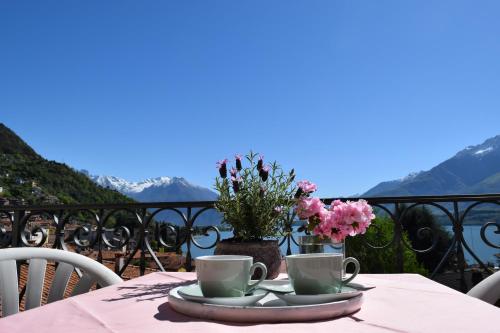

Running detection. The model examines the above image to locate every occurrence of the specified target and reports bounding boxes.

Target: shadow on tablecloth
[102,280,196,302]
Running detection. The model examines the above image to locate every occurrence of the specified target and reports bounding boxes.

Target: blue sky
[1,1,500,197]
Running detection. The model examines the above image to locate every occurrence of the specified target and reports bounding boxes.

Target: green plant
[214,152,296,241]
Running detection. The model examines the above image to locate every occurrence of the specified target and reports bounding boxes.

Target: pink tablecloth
[0,272,498,332]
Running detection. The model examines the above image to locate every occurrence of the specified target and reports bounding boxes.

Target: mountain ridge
[364,135,500,197]
[89,174,218,202]
[0,124,132,204]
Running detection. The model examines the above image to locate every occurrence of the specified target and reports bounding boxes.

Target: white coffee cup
[286,253,360,294]
[196,255,267,297]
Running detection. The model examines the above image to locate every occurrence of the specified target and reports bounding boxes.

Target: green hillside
[0,123,132,205]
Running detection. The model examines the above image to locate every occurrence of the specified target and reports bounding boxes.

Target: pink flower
[330,199,343,208]
[294,182,375,242]
[343,201,364,225]
[312,209,332,234]
[329,226,351,243]
[350,199,375,234]
[358,199,376,221]
[312,209,350,243]
[297,180,317,194]
[303,198,376,241]
[296,197,324,220]
[332,200,374,237]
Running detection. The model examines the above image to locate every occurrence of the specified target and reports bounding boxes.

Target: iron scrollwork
[0,194,497,290]
[480,221,500,249]
[19,211,56,247]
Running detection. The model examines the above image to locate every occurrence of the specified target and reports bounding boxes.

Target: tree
[399,205,453,273]
[346,216,427,275]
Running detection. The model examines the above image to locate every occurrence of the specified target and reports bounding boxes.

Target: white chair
[467,270,500,305]
[0,247,123,317]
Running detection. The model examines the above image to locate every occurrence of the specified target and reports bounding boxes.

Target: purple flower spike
[232,182,239,192]
[259,165,270,181]
[232,176,242,193]
[235,154,242,171]
[257,155,264,171]
[217,159,228,178]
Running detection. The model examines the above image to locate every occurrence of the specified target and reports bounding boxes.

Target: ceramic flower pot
[214,239,281,279]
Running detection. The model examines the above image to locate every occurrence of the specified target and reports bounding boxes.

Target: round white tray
[168,286,363,323]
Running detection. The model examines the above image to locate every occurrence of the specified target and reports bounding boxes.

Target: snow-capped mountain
[364,135,500,196]
[90,175,218,202]
[91,175,172,194]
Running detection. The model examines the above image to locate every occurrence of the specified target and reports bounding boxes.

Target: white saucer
[273,285,361,305]
[177,284,268,306]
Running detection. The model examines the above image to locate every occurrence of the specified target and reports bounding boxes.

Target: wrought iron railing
[0,194,499,291]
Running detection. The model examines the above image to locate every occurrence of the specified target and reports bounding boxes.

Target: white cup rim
[196,255,253,261]
[286,253,343,259]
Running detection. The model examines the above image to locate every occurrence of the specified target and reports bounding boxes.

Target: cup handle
[342,257,360,285]
[246,262,267,293]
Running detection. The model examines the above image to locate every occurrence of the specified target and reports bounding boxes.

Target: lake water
[444,225,499,265]
[183,225,500,266]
